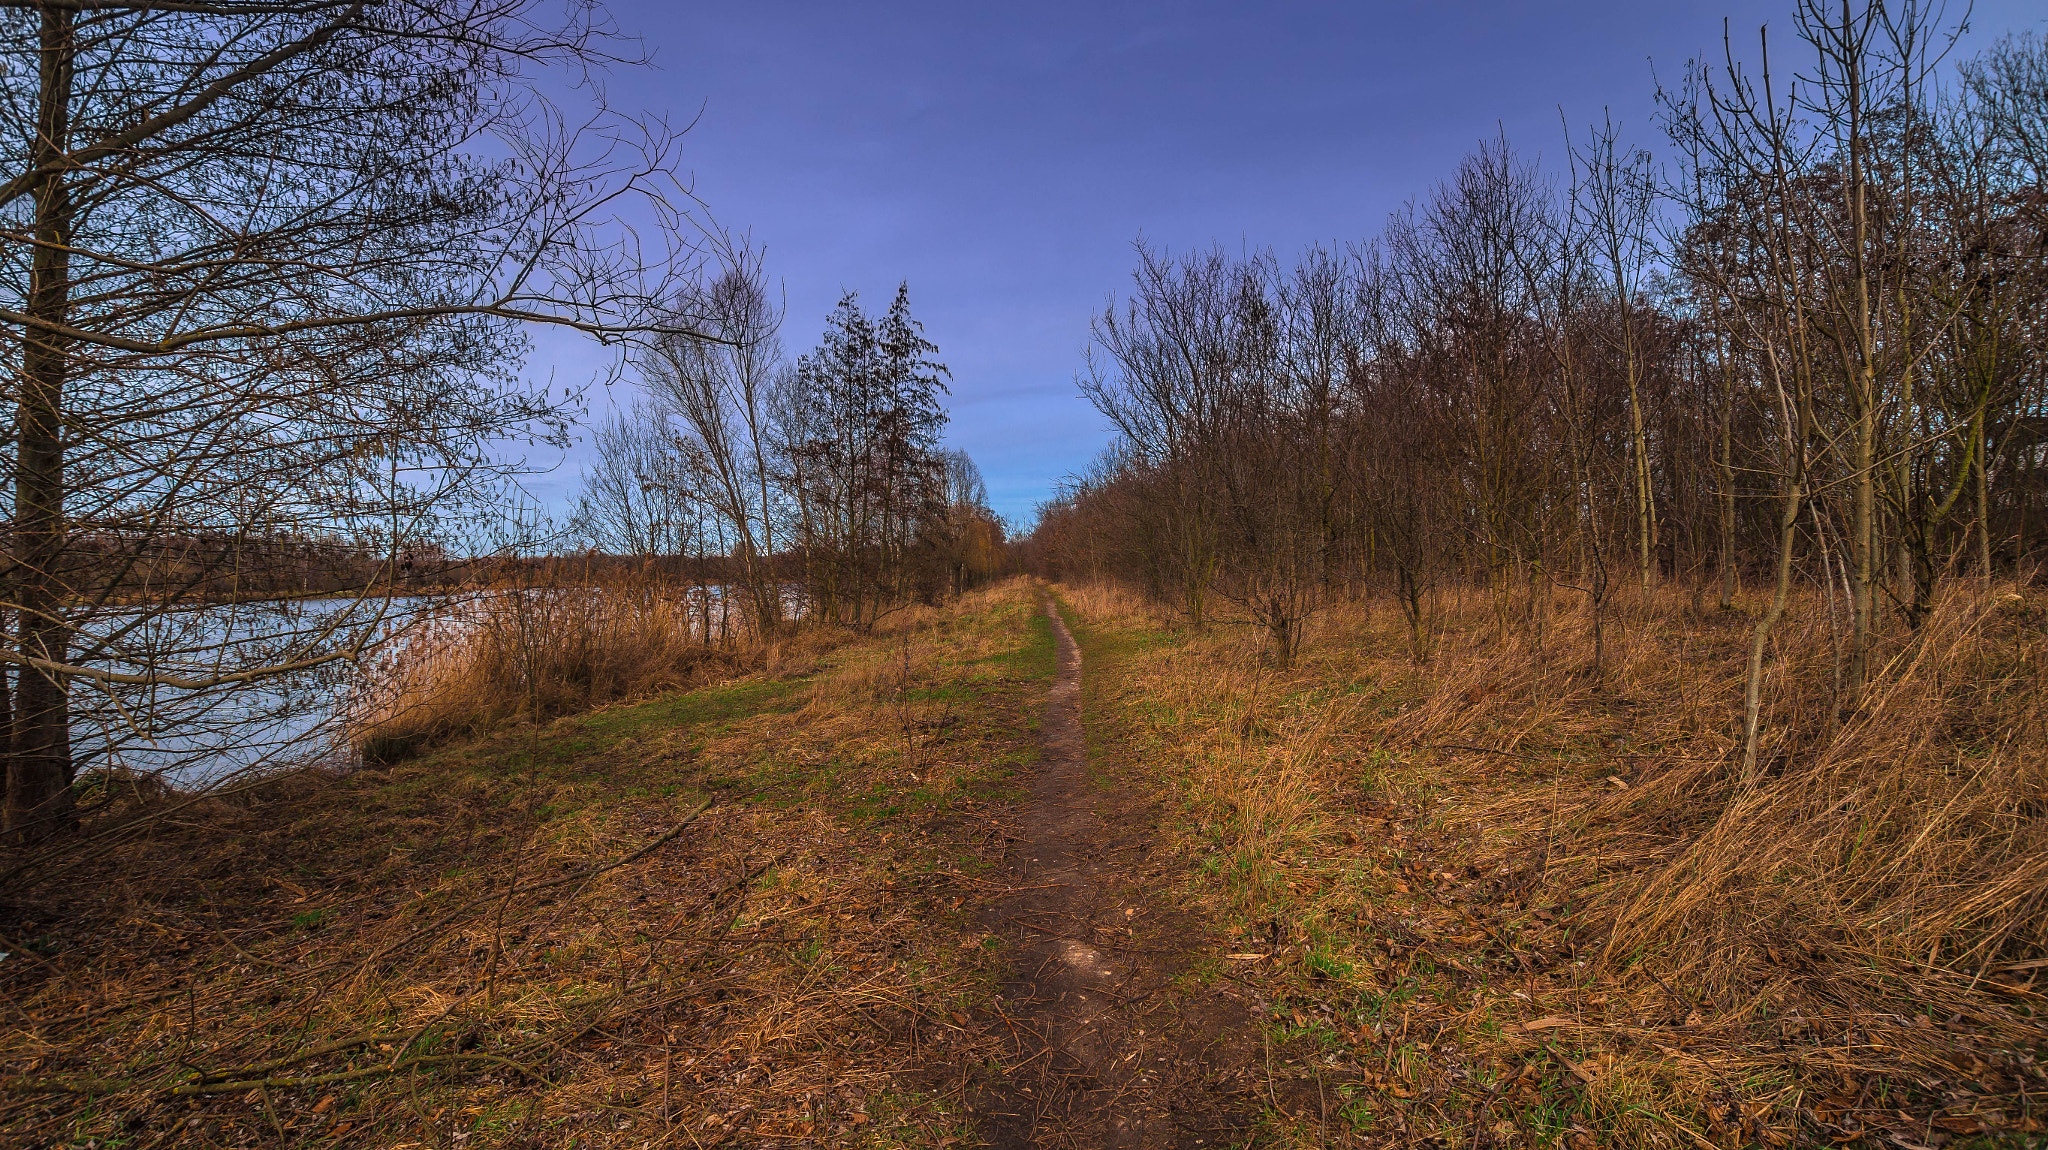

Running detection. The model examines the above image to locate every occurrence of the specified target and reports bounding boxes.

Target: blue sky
[521,0,2045,529]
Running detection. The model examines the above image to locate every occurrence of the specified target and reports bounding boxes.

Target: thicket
[1030,5,2048,1126]
[1033,9,2048,764]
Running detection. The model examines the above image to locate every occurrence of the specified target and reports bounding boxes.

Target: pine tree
[782,286,950,627]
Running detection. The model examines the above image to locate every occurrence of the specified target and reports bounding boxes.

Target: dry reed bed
[1056,577,2047,1148]
[350,577,791,764]
[0,579,1049,1148]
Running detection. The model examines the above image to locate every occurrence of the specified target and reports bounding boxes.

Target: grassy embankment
[1052,578,2047,1149]
[0,579,1054,1148]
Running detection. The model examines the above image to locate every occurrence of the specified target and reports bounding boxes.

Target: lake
[65,583,785,788]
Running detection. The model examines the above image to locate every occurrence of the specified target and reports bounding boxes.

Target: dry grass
[1587,586,2048,1010]
[349,574,813,763]
[11,572,2037,1147]
[1050,579,1160,631]
[1055,575,2048,1147]
[800,589,1026,717]
[0,577,1054,1149]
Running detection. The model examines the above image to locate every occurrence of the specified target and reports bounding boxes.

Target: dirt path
[972,595,1258,1149]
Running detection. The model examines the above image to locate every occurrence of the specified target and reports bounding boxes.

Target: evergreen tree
[782,285,950,627]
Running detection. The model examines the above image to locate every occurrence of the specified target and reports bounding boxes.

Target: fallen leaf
[1555,1053,1596,1083]
[1704,1100,1730,1134]
[1519,1016,1572,1031]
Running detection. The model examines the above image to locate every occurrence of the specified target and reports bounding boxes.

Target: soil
[970,595,1262,1148]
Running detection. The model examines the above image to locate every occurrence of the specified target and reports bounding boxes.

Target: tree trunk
[1626,346,1657,595]
[1972,407,1992,577]
[1716,340,1738,610]
[1848,363,1875,703]
[1741,477,1803,784]
[6,5,76,842]
[0,661,11,814]
[1397,564,1424,662]
[1743,339,1809,784]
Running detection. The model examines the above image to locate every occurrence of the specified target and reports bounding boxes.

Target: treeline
[575,254,1007,631]
[40,533,462,601]
[1031,8,2046,766]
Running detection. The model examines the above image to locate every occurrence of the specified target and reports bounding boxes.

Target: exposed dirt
[971,595,1261,1149]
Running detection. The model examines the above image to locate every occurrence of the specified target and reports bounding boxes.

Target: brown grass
[1587,584,2048,1007]
[1056,574,2048,1147]
[349,575,806,763]
[0,577,1053,1149]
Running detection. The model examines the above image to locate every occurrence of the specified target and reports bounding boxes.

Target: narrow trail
[973,594,1257,1149]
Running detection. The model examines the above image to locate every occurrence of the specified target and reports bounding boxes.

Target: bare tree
[0,0,718,839]
[641,242,787,633]
[572,402,700,562]
[1039,5,2048,771]
[1576,114,1664,595]
[1083,245,1243,630]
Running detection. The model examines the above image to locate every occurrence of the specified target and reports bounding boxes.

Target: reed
[349,572,767,763]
